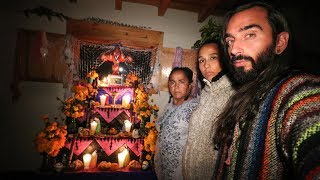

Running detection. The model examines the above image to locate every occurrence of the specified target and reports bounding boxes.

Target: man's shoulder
[279,73,320,87]
[273,72,320,102]
[289,73,320,79]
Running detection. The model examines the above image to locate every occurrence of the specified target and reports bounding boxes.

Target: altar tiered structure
[34,71,158,172]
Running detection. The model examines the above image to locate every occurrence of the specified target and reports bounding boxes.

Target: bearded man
[213,2,320,179]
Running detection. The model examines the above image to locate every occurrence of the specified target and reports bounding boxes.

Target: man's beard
[229,44,276,85]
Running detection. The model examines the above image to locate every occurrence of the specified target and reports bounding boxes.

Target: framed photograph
[107,75,123,86]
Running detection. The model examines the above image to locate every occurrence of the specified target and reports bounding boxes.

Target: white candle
[89,150,98,169]
[123,148,130,167]
[102,77,108,86]
[122,94,131,108]
[100,94,107,107]
[83,153,92,170]
[90,120,98,135]
[118,148,129,168]
[118,150,126,168]
[124,120,132,133]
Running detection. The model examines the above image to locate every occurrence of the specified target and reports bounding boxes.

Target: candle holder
[111,91,118,105]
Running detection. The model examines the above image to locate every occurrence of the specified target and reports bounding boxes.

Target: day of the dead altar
[33,53,159,176]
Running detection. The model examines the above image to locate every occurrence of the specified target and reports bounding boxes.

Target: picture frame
[107,75,123,86]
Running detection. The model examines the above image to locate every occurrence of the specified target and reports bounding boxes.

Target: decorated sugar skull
[132,129,140,138]
[141,160,149,170]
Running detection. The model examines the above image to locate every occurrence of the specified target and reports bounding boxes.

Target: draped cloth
[172,47,183,68]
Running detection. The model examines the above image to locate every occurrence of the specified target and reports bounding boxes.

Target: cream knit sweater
[182,75,234,180]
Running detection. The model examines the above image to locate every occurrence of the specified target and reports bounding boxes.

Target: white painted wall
[3,0,222,171]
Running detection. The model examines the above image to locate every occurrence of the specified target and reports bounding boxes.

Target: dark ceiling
[115,0,237,22]
[113,0,307,23]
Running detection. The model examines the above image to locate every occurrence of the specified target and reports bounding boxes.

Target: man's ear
[275,32,289,54]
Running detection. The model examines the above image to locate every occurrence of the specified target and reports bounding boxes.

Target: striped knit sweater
[214,73,320,180]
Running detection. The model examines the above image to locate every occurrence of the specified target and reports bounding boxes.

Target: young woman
[154,67,199,180]
[182,40,235,180]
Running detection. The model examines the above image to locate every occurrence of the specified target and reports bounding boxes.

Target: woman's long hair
[196,39,232,89]
[214,1,293,144]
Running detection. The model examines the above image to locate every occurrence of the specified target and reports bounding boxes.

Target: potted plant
[192,18,222,49]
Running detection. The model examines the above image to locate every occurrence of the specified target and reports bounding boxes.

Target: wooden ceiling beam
[158,0,171,16]
[123,0,160,7]
[121,0,228,20]
[198,0,220,22]
[115,0,123,10]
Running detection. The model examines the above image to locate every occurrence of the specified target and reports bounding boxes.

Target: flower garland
[126,73,159,162]
[84,17,151,30]
[33,115,67,157]
[143,122,157,161]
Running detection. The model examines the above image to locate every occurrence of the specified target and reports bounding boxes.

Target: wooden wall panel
[14,29,67,83]
[159,47,197,91]
[67,19,164,49]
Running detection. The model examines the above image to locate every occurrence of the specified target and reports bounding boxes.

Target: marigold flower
[146,154,152,160]
[33,115,67,157]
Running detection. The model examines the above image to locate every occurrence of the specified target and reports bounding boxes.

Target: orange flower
[146,154,152,160]
[33,115,67,157]
[145,122,155,129]
[125,73,139,86]
[128,74,159,164]
[87,70,99,79]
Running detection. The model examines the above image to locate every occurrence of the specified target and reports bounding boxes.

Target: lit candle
[124,119,132,133]
[83,153,92,170]
[122,94,131,108]
[90,120,98,135]
[118,148,129,168]
[123,148,130,167]
[89,150,98,169]
[102,77,108,86]
[100,94,107,107]
[118,150,126,168]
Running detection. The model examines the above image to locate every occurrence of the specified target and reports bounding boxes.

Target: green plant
[192,18,222,49]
